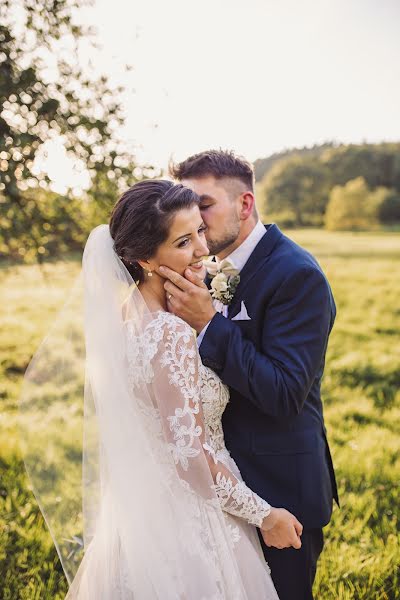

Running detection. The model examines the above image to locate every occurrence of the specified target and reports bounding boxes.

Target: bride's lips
[188,260,204,271]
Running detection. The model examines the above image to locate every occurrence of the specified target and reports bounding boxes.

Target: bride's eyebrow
[199,194,214,202]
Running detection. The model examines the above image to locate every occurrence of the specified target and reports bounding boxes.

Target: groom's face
[181,176,241,256]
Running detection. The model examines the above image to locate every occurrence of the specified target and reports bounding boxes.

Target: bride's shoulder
[148,310,194,339]
[124,311,195,374]
[124,311,193,346]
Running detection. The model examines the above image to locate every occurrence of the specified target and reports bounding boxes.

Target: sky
[42,0,400,189]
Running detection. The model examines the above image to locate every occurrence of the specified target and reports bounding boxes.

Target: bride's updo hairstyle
[109,179,199,283]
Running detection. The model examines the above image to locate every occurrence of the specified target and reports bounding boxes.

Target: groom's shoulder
[279,231,318,266]
[264,225,329,283]
[261,225,317,267]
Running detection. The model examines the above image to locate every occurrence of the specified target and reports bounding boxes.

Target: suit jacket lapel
[228,224,283,318]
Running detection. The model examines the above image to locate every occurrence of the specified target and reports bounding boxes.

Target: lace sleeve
[153,314,271,528]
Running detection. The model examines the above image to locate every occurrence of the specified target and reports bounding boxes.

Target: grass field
[1,229,399,599]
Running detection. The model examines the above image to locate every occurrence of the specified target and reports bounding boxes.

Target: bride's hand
[260,507,303,550]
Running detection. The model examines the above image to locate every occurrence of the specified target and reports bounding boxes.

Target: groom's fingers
[157,264,215,331]
[159,265,208,292]
[292,533,302,550]
[158,266,192,293]
[184,268,208,288]
[164,280,185,301]
[290,517,303,549]
[294,519,303,537]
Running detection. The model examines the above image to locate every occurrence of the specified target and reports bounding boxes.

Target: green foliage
[0,453,68,599]
[257,143,400,229]
[263,210,299,229]
[0,0,140,262]
[0,175,134,262]
[0,187,89,261]
[325,177,383,231]
[321,143,400,192]
[288,228,400,598]
[1,230,399,598]
[261,156,330,226]
[253,142,335,182]
[378,192,400,225]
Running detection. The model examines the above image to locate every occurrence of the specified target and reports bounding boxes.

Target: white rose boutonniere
[204,257,240,306]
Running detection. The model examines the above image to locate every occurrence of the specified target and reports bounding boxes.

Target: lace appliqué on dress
[124,317,164,389]
[213,473,271,528]
[126,311,272,536]
[199,364,271,531]
[158,315,203,471]
[199,364,229,453]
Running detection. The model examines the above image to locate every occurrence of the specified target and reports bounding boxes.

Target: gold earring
[147,270,153,277]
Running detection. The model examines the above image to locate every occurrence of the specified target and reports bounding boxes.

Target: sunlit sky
[42,0,400,190]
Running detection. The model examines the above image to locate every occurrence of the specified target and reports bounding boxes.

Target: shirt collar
[225,220,266,273]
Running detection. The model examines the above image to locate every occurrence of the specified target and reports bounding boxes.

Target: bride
[21,179,302,599]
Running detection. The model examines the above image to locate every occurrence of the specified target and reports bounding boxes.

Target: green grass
[1,230,400,598]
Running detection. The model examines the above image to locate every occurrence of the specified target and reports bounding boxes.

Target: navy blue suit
[199,224,338,599]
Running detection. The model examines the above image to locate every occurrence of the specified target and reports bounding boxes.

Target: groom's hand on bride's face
[158,266,216,333]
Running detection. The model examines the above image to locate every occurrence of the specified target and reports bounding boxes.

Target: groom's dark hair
[170,149,254,192]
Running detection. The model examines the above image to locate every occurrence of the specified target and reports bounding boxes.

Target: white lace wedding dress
[123,310,279,600]
[64,310,279,600]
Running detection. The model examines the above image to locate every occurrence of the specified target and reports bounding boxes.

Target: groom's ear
[239,191,255,220]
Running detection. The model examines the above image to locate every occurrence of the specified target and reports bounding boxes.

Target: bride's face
[147,204,209,278]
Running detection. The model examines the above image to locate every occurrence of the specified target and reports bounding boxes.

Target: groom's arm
[200,266,333,419]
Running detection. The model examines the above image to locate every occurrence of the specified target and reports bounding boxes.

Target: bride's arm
[153,317,302,546]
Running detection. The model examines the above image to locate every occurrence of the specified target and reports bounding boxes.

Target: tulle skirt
[65,490,278,600]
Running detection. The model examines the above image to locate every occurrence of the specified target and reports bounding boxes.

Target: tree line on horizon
[255,142,400,230]
[1,0,400,266]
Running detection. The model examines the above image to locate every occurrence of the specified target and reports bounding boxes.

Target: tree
[0,0,139,261]
[0,186,92,261]
[377,191,400,225]
[321,143,400,192]
[260,156,330,226]
[325,177,381,231]
[254,142,335,182]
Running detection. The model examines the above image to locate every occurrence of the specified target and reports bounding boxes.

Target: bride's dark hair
[109,179,199,283]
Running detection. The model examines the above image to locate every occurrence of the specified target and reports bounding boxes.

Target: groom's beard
[206,215,240,256]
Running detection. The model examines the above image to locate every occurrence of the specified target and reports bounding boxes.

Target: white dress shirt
[197,220,267,347]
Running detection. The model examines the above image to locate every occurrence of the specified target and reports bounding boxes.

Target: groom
[160,149,338,600]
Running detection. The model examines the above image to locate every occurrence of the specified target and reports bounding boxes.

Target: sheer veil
[20,224,273,599]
